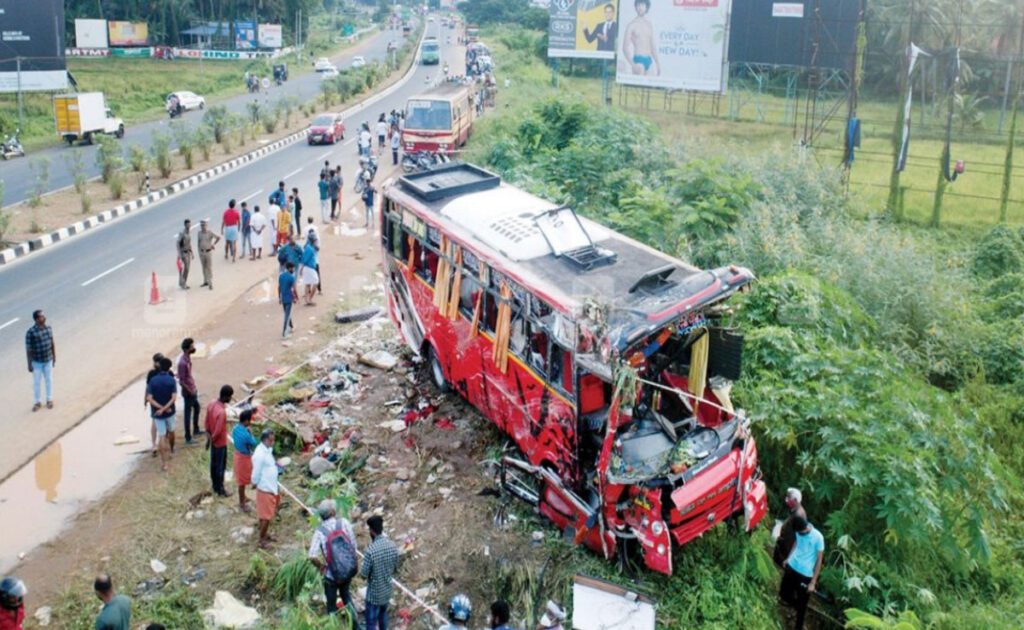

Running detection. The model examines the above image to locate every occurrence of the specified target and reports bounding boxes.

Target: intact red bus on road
[401,83,475,155]
[379,163,768,575]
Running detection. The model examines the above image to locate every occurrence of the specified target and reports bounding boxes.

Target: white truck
[53,92,125,145]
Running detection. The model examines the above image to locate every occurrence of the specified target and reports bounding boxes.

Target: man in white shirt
[375,118,388,153]
[359,126,372,157]
[248,206,267,260]
[250,429,280,549]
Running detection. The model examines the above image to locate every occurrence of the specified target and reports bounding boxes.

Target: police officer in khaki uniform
[176,219,194,289]
[197,218,220,290]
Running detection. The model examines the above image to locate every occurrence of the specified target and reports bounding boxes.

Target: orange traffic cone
[149,271,161,305]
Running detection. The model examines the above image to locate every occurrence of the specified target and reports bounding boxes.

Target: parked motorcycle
[401,150,448,174]
[353,155,379,193]
[1,130,25,160]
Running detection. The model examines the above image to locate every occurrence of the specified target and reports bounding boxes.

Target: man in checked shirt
[361,515,399,630]
[25,310,56,412]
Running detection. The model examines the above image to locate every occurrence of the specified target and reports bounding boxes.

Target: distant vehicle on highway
[307,113,345,145]
[314,57,334,72]
[53,92,125,144]
[351,55,367,68]
[421,38,440,65]
[166,91,205,117]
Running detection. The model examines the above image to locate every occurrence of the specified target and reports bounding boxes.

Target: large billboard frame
[548,0,621,60]
[615,0,732,93]
[108,21,148,47]
[0,0,68,93]
[75,19,108,49]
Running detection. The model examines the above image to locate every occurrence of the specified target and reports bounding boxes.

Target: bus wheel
[427,345,450,393]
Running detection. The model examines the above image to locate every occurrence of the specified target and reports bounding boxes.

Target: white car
[351,55,366,69]
[167,91,205,112]
[314,57,333,72]
[318,66,340,79]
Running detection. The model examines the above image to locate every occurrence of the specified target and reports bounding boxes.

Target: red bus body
[401,83,475,155]
[379,164,768,575]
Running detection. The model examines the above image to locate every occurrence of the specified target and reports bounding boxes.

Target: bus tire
[427,344,450,393]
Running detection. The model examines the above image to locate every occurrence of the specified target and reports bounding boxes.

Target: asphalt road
[0,26,408,208]
[0,18,459,480]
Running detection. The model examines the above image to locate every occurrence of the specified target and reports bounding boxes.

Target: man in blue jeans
[25,309,56,412]
[361,515,399,630]
[279,262,298,338]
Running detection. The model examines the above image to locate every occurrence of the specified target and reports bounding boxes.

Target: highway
[0,18,456,481]
[0,26,406,207]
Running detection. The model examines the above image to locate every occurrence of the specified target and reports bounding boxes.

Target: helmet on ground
[0,577,26,609]
[448,593,472,622]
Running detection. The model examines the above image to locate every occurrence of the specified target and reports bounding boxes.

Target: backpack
[320,523,358,582]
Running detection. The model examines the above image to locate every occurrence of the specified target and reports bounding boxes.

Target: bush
[203,105,230,143]
[107,166,125,200]
[194,128,213,162]
[94,135,121,183]
[172,122,194,170]
[80,192,92,215]
[27,157,50,208]
[151,132,172,178]
[128,143,148,173]
[64,149,87,193]
[972,225,1024,277]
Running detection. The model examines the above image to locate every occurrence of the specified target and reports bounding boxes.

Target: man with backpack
[308,500,359,623]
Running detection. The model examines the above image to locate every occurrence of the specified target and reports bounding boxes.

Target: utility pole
[999,10,1024,222]
[16,57,24,133]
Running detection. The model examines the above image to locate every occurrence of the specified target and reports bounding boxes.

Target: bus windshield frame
[405,99,452,131]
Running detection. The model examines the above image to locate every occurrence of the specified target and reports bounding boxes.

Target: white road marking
[343,137,357,146]
[282,167,303,180]
[0,317,19,332]
[81,258,135,287]
[316,150,332,161]
[239,189,264,203]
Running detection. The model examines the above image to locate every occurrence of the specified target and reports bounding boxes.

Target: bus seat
[579,373,605,415]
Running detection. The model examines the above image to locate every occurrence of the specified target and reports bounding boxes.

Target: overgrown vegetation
[466,27,1024,629]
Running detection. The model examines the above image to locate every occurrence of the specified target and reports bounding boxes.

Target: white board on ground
[571,575,655,630]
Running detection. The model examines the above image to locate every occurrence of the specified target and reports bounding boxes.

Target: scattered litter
[532,531,545,543]
[338,224,368,237]
[134,577,166,596]
[150,559,167,574]
[277,457,292,467]
[395,468,413,481]
[379,420,407,433]
[230,526,255,544]
[288,386,315,401]
[572,575,656,630]
[309,456,334,478]
[335,306,383,323]
[359,350,398,370]
[182,567,207,585]
[208,338,235,358]
[433,417,455,430]
[113,435,140,446]
[203,591,261,629]
[33,606,51,627]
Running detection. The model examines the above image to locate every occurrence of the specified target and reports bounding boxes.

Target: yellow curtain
[492,283,512,373]
[688,331,709,414]
[446,249,463,320]
[433,236,452,311]
[406,234,416,269]
[469,261,485,337]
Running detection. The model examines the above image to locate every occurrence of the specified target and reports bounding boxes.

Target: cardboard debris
[288,386,315,401]
[379,419,408,433]
[150,559,167,574]
[359,350,399,371]
[202,591,261,629]
[572,575,656,630]
[113,435,140,446]
[33,606,51,627]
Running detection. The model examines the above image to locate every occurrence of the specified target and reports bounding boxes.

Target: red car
[307,113,345,145]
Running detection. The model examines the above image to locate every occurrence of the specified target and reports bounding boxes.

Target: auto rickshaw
[273,63,288,85]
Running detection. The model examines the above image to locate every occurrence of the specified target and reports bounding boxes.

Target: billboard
[0,0,68,92]
[615,0,731,92]
[234,21,257,50]
[75,19,108,49]
[548,0,620,60]
[108,21,148,46]
[729,0,860,70]
[258,24,283,48]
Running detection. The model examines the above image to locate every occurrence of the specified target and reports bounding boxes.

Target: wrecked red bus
[379,164,767,575]
[401,83,475,155]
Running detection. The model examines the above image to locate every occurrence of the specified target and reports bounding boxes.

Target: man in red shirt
[204,384,233,497]
[221,199,241,263]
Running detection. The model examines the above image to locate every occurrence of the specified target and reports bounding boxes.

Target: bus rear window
[406,100,452,130]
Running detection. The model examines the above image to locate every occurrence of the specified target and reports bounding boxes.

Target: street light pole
[16,56,24,132]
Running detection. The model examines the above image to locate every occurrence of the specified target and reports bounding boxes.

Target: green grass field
[497,56,1024,229]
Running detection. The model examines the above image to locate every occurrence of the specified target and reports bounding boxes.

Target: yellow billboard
[108,21,148,47]
[548,0,619,60]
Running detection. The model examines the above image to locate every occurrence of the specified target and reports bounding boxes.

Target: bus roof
[388,164,754,342]
[407,83,471,102]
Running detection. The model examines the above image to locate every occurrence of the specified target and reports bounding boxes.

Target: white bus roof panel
[439,184,610,262]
